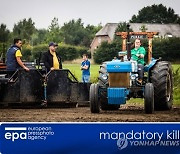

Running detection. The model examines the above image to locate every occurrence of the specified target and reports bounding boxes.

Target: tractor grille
[109,73,130,87]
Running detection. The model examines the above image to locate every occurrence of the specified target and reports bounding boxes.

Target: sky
[0,0,180,31]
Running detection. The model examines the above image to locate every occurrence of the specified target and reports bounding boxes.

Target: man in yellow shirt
[6,38,29,71]
[43,42,62,72]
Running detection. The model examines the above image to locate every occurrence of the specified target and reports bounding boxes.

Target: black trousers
[138,64,144,80]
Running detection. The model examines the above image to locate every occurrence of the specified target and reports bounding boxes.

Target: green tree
[94,41,121,64]
[61,18,85,46]
[130,4,180,24]
[115,22,133,32]
[139,24,148,32]
[114,22,133,41]
[0,24,10,42]
[46,17,62,43]
[0,24,10,59]
[60,19,101,47]
[13,18,36,44]
[152,37,180,61]
[32,29,48,45]
[84,24,102,46]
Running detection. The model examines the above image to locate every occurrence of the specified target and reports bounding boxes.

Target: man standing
[81,54,90,83]
[43,42,62,72]
[131,38,146,84]
[6,38,29,71]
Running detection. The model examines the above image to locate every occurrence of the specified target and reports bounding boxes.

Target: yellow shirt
[50,50,59,69]
[15,50,22,57]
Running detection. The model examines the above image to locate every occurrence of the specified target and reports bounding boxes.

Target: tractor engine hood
[107,61,132,73]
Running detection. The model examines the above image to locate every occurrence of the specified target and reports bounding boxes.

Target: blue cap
[49,42,58,47]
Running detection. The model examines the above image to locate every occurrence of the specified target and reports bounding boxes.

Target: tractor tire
[98,62,108,86]
[144,83,154,114]
[98,62,120,110]
[90,83,100,113]
[150,61,173,110]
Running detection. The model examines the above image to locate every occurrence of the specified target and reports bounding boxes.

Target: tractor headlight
[102,74,108,80]
[131,74,138,80]
[131,74,136,80]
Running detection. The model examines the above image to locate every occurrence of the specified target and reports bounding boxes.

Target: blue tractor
[90,25,173,114]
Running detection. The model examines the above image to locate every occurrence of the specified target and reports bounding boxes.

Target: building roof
[130,23,180,37]
[95,23,118,40]
[95,23,180,39]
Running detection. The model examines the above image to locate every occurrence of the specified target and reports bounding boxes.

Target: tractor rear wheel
[90,83,100,113]
[98,62,108,86]
[150,61,173,110]
[144,83,154,114]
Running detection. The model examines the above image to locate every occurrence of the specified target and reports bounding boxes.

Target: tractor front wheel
[90,83,100,113]
[144,83,154,114]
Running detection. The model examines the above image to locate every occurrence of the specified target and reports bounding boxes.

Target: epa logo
[5,127,27,142]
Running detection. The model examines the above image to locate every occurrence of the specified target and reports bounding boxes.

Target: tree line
[0,4,180,62]
[0,18,102,61]
[94,4,180,63]
[94,38,180,64]
[0,18,102,47]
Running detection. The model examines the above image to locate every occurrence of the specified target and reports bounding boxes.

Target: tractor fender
[144,59,158,82]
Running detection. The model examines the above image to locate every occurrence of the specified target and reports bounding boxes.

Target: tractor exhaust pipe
[127,23,131,61]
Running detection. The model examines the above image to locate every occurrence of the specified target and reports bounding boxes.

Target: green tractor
[90,25,173,114]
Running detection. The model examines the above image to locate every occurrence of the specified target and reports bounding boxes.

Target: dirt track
[0,103,180,122]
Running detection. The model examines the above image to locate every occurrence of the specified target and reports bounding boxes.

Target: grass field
[63,63,180,81]
[172,64,180,71]
[172,64,180,104]
[63,63,180,105]
[63,64,100,82]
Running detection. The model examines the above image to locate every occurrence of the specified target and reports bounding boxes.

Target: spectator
[43,42,62,72]
[6,38,29,71]
[81,54,90,83]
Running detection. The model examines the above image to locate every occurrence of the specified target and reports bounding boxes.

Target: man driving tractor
[131,38,146,84]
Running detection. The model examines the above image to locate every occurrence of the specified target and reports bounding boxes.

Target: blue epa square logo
[4,126,55,142]
[5,127,27,142]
